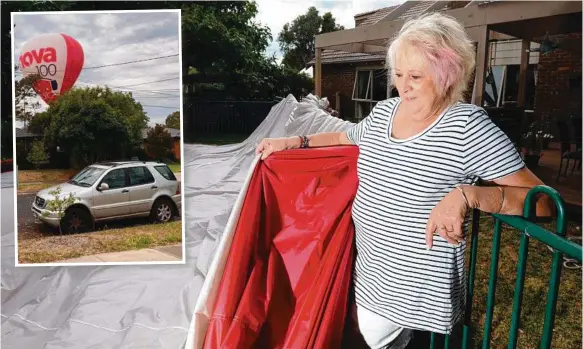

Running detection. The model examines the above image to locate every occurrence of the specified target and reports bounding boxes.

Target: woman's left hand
[425,187,471,248]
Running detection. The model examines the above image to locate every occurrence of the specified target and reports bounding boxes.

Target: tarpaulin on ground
[1,95,354,348]
[200,146,359,349]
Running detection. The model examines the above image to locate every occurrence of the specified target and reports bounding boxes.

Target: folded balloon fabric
[202,146,362,349]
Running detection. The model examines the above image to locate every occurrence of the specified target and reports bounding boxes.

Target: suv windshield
[68,166,106,187]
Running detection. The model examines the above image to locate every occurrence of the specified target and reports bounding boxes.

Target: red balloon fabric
[202,146,360,349]
[19,33,84,104]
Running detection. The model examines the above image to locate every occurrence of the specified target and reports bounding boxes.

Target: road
[16,193,53,239]
[17,193,35,223]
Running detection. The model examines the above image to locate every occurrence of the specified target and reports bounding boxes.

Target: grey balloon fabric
[1,94,354,348]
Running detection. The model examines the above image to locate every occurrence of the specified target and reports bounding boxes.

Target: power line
[14,71,181,93]
[84,54,179,69]
[109,77,179,88]
[72,78,181,96]
[15,54,179,74]
[129,96,180,99]
[129,88,180,92]
[141,104,179,109]
[13,75,181,100]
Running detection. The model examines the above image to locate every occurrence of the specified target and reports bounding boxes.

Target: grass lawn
[18,169,77,183]
[17,169,77,193]
[467,216,581,348]
[18,220,182,264]
[18,182,57,192]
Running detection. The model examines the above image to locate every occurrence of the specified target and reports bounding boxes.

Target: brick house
[308,1,582,135]
[142,127,181,160]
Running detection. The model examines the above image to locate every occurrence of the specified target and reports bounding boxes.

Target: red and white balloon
[18,33,84,104]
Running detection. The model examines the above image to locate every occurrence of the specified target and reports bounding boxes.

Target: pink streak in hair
[426,47,462,93]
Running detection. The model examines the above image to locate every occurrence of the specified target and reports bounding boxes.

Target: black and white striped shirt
[346,97,524,334]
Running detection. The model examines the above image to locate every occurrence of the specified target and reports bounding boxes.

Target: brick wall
[534,33,582,132]
[322,61,384,120]
[322,64,356,119]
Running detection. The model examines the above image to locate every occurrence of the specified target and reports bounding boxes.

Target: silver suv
[31,161,181,233]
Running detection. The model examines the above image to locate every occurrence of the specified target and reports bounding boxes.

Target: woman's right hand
[255,137,298,160]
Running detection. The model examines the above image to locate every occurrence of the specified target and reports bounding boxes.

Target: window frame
[128,166,156,187]
[154,165,177,181]
[352,65,389,103]
[98,168,129,190]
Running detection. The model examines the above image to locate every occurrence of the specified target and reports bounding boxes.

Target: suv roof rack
[94,161,120,167]
[94,160,152,167]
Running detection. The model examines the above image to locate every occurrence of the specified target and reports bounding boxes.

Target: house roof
[307,50,385,66]
[305,4,400,66]
[309,1,471,66]
[398,1,436,21]
[307,2,428,66]
[355,6,399,26]
[142,127,180,139]
[15,127,41,138]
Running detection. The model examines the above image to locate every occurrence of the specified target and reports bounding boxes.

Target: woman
[256,13,553,349]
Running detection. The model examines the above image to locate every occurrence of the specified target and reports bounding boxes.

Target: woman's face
[392,44,438,115]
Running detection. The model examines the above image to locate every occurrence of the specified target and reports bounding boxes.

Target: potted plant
[521,121,544,168]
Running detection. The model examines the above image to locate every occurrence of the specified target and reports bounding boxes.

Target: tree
[27,111,52,135]
[278,7,344,71]
[165,111,180,129]
[180,2,280,99]
[26,140,50,169]
[144,124,173,160]
[42,186,79,235]
[15,73,42,127]
[181,2,271,75]
[43,86,149,168]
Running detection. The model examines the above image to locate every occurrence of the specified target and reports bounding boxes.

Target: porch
[532,142,581,219]
[313,0,582,217]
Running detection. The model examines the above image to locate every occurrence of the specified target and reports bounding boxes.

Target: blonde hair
[386,12,475,107]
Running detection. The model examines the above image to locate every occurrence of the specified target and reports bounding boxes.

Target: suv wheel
[151,199,174,223]
[61,207,92,234]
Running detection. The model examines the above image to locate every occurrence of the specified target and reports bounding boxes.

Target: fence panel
[430,185,582,349]
[184,99,277,138]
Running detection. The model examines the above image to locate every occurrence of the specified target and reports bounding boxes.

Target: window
[484,66,507,107]
[502,64,537,110]
[352,68,389,119]
[154,165,177,181]
[69,166,105,187]
[101,169,127,189]
[484,64,537,110]
[129,166,155,186]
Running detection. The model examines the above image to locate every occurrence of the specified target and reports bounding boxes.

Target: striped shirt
[346,97,524,334]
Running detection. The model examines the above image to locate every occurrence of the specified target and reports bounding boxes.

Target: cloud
[353,0,404,15]
[12,10,181,127]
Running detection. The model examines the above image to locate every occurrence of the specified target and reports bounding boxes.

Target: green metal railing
[429,185,583,349]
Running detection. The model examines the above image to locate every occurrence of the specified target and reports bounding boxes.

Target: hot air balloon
[18,33,84,104]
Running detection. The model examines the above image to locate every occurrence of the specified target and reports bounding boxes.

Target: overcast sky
[13,10,181,128]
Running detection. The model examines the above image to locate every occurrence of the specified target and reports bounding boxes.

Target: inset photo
[12,9,184,266]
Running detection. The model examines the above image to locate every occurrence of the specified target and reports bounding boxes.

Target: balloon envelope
[19,33,84,104]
